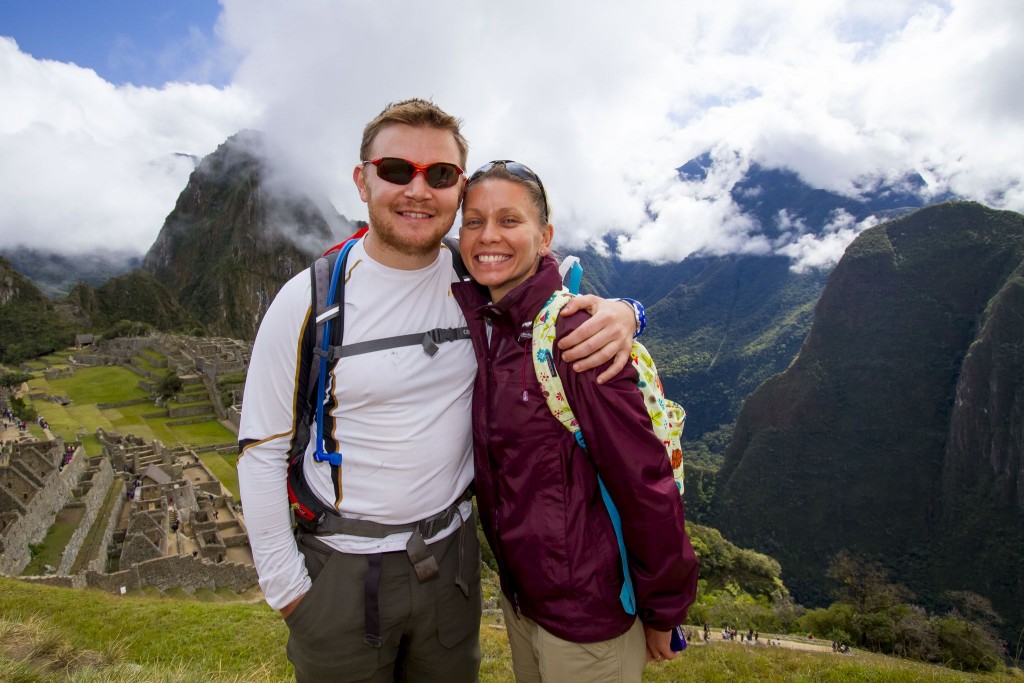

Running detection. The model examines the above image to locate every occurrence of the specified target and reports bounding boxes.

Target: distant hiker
[237,99,641,683]
[452,160,697,682]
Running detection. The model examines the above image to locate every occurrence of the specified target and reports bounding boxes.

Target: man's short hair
[360,98,469,168]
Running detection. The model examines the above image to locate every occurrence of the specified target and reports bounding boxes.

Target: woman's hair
[360,98,469,168]
[465,162,550,225]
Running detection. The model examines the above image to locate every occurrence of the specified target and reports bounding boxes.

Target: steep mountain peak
[142,129,358,339]
[189,129,266,186]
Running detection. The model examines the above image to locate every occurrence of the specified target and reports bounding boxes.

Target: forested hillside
[713,202,1024,638]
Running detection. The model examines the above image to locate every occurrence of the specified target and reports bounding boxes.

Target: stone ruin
[0,436,88,575]
[1,428,257,596]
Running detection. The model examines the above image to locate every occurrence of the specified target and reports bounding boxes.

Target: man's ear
[353,165,369,202]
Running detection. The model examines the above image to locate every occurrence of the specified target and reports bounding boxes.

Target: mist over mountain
[578,155,948,441]
[142,129,359,340]
[678,152,949,242]
[0,247,141,299]
[711,202,1024,635]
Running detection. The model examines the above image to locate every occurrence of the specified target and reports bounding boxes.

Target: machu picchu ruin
[0,333,259,599]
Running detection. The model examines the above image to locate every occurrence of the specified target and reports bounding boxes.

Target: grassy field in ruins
[19,351,238,496]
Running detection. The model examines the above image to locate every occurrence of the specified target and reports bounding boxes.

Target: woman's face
[460,178,553,302]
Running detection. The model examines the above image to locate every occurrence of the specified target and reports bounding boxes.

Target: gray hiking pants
[285,513,482,682]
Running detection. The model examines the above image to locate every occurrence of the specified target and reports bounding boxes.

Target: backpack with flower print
[531,289,686,493]
[531,286,686,615]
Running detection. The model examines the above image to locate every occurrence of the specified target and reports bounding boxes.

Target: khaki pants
[500,594,646,683]
[285,516,482,683]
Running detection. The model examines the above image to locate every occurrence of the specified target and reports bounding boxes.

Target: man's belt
[313,487,472,540]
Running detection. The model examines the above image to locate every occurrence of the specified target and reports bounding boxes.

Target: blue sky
[1,1,1022,266]
[0,0,225,86]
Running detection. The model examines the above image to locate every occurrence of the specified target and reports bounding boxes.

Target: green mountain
[577,250,828,441]
[65,269,202,334]
[0,257,75,364]
[711,202,1024,635]
[142,130,354,340]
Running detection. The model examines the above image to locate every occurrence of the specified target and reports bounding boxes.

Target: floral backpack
[531,289,686,492]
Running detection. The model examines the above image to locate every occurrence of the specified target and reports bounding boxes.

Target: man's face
[353,124,464,267]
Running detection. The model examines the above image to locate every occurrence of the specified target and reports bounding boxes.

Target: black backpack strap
[330,326,471,359]
[441,236,470,281]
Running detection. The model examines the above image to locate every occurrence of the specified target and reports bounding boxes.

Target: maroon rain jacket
[452,256,699,643]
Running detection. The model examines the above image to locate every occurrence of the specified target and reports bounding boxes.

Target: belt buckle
[405,529,440,583]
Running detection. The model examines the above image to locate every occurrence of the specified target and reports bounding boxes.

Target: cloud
[2,0,1022,267]
[0,37,257,254]
[776,209,881,273]
[217,0,1023,263]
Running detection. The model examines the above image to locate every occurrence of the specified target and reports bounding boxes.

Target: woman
[451,161,698,682]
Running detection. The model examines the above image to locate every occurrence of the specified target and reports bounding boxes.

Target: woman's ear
[541,223,554,253]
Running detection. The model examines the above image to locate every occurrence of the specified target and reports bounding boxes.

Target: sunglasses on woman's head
[468,160,549,220]
[363,157,464,189]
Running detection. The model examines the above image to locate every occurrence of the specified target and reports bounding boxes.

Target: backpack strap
[287,231,472,532]
[442,236,471,281]
[286,234,361,527]
[334,326,471,359]
[321,236,471,359]
[531,287,638,616]
[312,238,359,510]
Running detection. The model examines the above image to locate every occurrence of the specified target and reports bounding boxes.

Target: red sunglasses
[363,157,464,189]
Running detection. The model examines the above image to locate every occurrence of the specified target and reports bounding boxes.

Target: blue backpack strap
[598,477,637,614]
[562,260,637,615]
[312,237,358,509]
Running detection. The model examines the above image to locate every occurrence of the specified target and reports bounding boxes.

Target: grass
[0,579,1017,683]
[25,360,235,452]
[200,451,240,499]
[21,510,81,576]
[79,433,102,455]
[69,481,124,574]
[42,365,149,404]
[0,579,290,682]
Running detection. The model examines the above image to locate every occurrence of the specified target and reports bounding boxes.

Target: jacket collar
[480,256,562,341]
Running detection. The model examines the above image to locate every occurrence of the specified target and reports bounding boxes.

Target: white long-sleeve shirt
[238,239,475,610]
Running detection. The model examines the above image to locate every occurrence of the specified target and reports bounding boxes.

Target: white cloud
[776,209,881,273]
[0,37,257,254]
[2,0,1022,265]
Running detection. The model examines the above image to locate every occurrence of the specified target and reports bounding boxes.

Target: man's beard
[366,200,454,258]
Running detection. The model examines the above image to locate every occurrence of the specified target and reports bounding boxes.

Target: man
[238,99,640,682]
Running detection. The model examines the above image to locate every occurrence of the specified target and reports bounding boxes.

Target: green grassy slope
[1,579,1016,683]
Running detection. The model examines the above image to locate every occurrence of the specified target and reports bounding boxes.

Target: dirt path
[695,629,835,654]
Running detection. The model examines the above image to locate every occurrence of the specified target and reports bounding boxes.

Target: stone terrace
[1,426,256,597]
